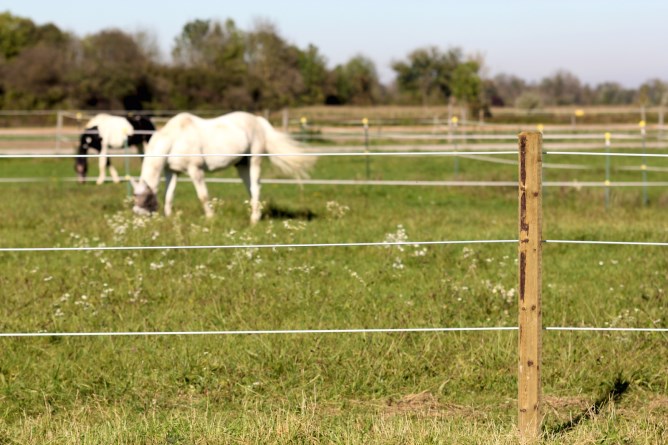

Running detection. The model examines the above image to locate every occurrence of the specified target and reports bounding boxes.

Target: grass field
[1,147,667,443]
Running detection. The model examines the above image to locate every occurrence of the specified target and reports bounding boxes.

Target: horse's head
[130,178,159,215]
[75,127,102,184]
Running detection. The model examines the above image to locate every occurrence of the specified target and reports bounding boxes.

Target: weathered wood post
[518,131,543,441]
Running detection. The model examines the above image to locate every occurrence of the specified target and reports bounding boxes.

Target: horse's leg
[248,156,262,224]
[108,164,120,183]
[107,144,120,184]
[164,169,178,217]
[236,160,258,224]
[96,146,107,185]
[187,166,213,218]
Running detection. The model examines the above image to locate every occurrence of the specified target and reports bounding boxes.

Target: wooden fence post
[518,131,543,442]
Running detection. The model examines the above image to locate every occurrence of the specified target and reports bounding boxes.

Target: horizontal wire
[3,128,647,139]
[545,240,668,247]
[2,235,666,252]
[1,326,665,338]
[0,151,518,159]
[3,150,667,160]
[544,181,668,187]
[0,239,516,253]
[3,177,668,188]
[546,327,668,332]
[0,327,518,338]
[546,151,668,158]
[7,176,668,188]
[0,176,519,187]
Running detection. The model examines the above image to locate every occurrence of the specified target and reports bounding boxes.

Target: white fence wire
[0,239,516,253]
[1,326,666,339]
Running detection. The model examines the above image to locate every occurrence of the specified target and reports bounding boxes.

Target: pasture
[1,132,667,443]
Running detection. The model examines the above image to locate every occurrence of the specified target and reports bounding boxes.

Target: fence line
[1,177,522,187]
[0,151,518,159]
[546,327,668,332]
[0,239,516,254]
[0,327,519,338]
[3,177,668,188]
[50,132,653,141]
[1,326,666,339]
[3,131,662,143]
[546,151,668,158]
[3,148,668,160]
[460,154,668,173]
[545,240,668,247]
[3,237,666,254]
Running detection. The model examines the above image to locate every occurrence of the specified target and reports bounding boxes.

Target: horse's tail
[258,117,316,179]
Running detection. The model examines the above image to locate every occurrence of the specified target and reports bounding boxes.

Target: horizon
[4,0,668,89]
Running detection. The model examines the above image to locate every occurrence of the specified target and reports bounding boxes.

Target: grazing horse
[131,111,315,224]
[75,114,155,184]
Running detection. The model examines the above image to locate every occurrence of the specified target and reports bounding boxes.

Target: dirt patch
[544,395,590,412]
[384,391,476,418]
[648,395,668,411]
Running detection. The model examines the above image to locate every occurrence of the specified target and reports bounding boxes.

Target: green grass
[0,153,667,444]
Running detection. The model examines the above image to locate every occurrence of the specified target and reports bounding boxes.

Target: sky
[5,0,668,88]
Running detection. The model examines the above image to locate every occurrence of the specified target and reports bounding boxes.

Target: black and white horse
[75,113,155,184]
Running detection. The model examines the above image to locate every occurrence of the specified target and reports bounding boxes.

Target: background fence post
[55,110,63,153]
[605,132,611,208]
[362,118,370,179]
[282,108,289,133]
[452,116,459,176]
[518,131,543,442]
[640,120,648,206]
[124,138,131,197]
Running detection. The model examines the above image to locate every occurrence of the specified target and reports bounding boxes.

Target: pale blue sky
[5,0,668,87]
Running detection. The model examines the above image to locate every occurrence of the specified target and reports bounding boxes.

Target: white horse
[131,112,315,224]
[78,114,134,184]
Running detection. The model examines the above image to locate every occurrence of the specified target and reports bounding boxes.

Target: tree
[74,29,151,109]
[133,29,163,64]
[392,46,462,105]
[2,41,74,108]
[0,14,73,109]
[170,18,249,109]
[450,60,483,114]
[0,12,38,60]
[491,74,527,106]
[515,92,543,114]
[329,55,382,105]
[172,19,214,66]
[539,70,584,105]
[636,79,667,106]
[592,82,635,105]
[297,44,328,105]
[245,20,304,109]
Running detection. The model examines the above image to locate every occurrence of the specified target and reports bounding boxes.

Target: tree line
[1,11,667,115]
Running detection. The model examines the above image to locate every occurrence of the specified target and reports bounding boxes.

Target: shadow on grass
[546,375,630,436]
[262,202,317,221]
